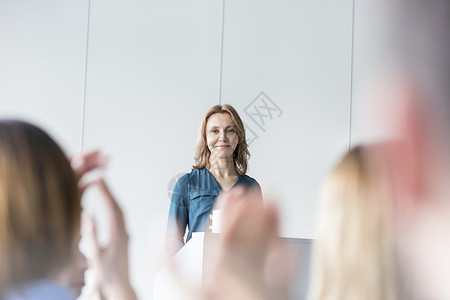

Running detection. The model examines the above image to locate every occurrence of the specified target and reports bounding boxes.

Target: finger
[221,186,247,211]
[79,179,98,195]
[214,186,246,210]
[83,212,101,259]
[96,178,128,241]
[263,202,279,236]
[223,199,279,259]
[222,201,251,242]
[222,187,264,227]
[221,189,250,232]
[71,150,108,177]
[246,185,264,208]
[222,191,261,242]
[72,151,108,197]
[70,150,99,174]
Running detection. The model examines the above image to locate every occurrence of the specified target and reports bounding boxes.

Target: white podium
[154,232,313,300]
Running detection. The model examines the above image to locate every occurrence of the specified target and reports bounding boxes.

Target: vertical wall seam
[218,0,225,105]
[80,0,92,151]
[348,0,356,150]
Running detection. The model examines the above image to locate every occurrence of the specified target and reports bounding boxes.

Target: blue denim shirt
[166,168,260,243]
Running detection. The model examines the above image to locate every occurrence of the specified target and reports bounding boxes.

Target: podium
[154,232,313,300]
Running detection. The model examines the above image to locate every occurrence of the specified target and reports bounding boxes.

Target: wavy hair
[192,104,250,175]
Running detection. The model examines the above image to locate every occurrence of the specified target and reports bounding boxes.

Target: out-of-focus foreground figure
[203,187,292,300]
[308,145,401,300]
[370,0,450,299]
[0,120,81,299]
[0,120,137,300]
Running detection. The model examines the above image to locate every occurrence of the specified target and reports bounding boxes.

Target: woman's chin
[212,152,233,160]
[70,282,85,298]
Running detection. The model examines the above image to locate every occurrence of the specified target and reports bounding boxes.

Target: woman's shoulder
[239,174,259,186]
[176,168,208,185]
[189,168,208,176]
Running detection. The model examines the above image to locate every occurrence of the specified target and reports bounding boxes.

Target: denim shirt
[166,168,260,242]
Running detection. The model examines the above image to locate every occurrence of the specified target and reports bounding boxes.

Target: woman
[166,104,261,255]
[54,234,88,298]
[308,145,402,300]
[0,120,136,300]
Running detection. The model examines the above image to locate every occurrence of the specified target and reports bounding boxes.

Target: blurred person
[308,145,401,300]
[361,0,450,299]
[166,104,261,255]
[0,121,136,300]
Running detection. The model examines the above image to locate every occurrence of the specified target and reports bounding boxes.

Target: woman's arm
[165,221,186,256]
[165,175,189,256]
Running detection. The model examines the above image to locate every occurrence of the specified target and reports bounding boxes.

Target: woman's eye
[211,129,219,134]
[227,129,235,133]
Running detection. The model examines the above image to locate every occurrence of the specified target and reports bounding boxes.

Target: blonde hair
[192,104,250,175]
[308,145,399,300]
[0,120,81,294]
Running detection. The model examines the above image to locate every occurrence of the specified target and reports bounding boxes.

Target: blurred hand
[70,150,136,300]
[204,187,291,300]
[70,150,108,193]
[84,179,137,300]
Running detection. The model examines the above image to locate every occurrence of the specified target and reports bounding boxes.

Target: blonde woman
[308,145,401,300]
[0,120,136,300]
[166,104,261,255]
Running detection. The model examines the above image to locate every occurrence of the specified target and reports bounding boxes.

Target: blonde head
[192,104,250,175]
[0,120,81,293]
[309,145,399,300]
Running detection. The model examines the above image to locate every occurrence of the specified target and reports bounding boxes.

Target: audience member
[0,121,136,300]
[308,145,401,300]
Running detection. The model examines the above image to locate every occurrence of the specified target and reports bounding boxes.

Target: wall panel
[81,1,222,298]
[221,0,353,238]
[0,0,88,152]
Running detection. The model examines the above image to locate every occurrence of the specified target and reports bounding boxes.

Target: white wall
[351,0,397,145]
[221,0,352,238]
[0,0,88,152]
[0,1,373,299]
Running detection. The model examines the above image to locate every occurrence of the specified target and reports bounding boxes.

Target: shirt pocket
[189,190,219,216]
[190,189,219,199]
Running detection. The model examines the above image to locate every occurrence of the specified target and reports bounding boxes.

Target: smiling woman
[165,104,262,256]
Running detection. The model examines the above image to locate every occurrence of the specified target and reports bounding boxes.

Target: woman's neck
[208,157,237,178]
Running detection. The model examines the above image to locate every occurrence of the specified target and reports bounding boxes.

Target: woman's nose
[219,132,227,141]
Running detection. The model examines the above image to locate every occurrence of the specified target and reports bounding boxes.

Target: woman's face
[55,235,87,297]
[206,113,239,160]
